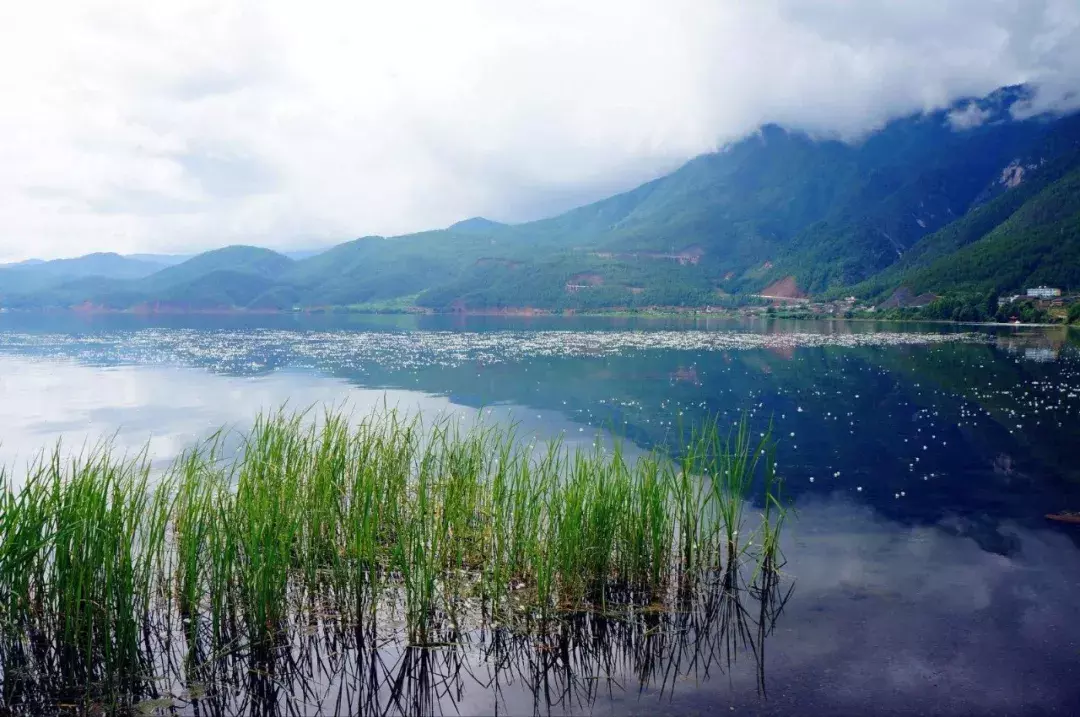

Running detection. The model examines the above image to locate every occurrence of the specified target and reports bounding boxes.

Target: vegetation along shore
[0,408,788,713]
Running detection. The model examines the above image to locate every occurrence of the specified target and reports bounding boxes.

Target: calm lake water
[1,313,1079,715]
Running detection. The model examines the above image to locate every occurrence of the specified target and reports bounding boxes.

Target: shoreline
[0,305,1071,328]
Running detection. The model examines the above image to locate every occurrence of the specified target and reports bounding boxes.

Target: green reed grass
[0,443,166,698]
[0,406,788,672]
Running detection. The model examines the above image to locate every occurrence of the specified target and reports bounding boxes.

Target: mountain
[500,86,1063,292]
[3,85,1079,313]
[405,85,1079,310]
[149,246,293,286]
[404,88,1078,311]
[123,253,192,267]
[0,246,296,310]
[125,248,327,263]
[447,217,507,234]
[874,160,1080,297]
[0,252,169,301]
[0,252,165,280]
[853,123,1080,302]
[113,246,297,310]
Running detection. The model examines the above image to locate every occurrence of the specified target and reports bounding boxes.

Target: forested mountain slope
[2,85,1078,312]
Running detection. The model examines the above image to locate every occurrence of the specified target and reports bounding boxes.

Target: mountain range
[2,85,1078,314]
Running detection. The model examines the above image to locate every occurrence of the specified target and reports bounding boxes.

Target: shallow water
[1,313,1079,715]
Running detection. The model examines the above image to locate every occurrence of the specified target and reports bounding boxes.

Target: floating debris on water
[0,329,991,374]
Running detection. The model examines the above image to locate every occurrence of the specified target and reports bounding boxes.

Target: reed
[0,442,169,705]
[0,405,789,690]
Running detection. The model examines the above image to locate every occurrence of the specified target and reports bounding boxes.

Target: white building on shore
[1026,286,1061,299]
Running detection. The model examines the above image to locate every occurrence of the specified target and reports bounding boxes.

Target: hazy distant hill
[0,253,167,301]
[0,252,164,280]
[123,254,191,267]
[3,85,1079,313]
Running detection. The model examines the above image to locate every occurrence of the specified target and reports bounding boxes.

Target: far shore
[0,304,1072,329]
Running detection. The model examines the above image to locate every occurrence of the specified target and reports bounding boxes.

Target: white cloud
[948,102,993,130]
[0,0,1078,261]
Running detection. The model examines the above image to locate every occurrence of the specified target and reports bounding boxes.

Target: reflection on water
[5,489,1076,715]
[0,358,608,478]
[1,316,1079,714]
[0,559,791,716]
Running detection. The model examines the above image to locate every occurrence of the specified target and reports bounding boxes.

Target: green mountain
[123,253,192,267]
[3,85,1079,313]
[0,252,165,280]
[853,111,1080,302]
[903,167,1080,293]
[447,217,508,234]
[150,246,293,285]
[0,253,169,303]
[857,152,1080,300]
[0,246,296,310]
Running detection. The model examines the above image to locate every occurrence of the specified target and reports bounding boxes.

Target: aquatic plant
[0,406,789,711]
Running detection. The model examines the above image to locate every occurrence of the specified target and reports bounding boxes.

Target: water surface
[1,313,1078,714]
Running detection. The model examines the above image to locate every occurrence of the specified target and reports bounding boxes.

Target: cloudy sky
[0,0,1078,262]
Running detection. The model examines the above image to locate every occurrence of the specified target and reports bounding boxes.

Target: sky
[0,0,1078,262]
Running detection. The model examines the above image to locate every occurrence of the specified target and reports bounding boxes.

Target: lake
[1,313,1079,715]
